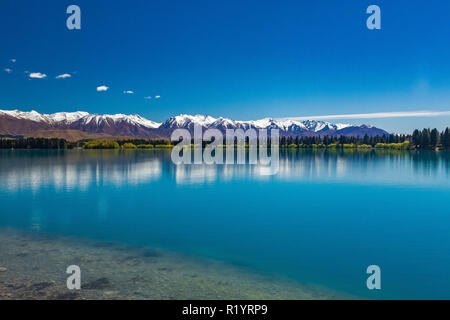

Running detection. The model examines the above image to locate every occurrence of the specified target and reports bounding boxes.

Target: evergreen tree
[430,128,440,148]
[443,128,450,149]
[421,129,431,148]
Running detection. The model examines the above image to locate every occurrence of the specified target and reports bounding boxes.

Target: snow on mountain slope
[334,123,351,130]
[0,109,388,138]
[299,120,353,132]
[0,110,160,129]
[159,115,386,137]
[79,113,160,129]
[160,114,216,129]
[0,110,50,123]
[46,111,90,124]
[0,110,89,124]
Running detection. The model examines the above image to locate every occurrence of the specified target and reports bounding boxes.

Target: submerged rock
[142,249,162,258]
[54,292,79,300]
[30,282,53,290]
[83,277,111,290]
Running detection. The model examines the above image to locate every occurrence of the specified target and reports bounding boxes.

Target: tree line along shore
[0,127,449,150]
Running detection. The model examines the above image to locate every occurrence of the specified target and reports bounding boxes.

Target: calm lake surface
[1,149,450,299]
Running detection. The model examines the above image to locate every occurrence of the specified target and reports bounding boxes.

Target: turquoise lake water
[0,149,449,299]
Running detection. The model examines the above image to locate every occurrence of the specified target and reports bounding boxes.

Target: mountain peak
[160,114,217,129]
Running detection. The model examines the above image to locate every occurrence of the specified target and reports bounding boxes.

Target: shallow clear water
[1,149,449,299]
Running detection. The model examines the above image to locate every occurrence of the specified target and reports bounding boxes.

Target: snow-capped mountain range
[159,114,357,133]
[0,109,160,128]
[0,109,388,139]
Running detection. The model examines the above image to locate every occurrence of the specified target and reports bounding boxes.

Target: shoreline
[0,147,448,151]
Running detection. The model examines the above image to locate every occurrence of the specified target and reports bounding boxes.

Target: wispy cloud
[144,96,152,99]
[4,68,12,73]
[29,72,47,79]
[282,111,450,121]
[10,59,16,63]
[96,85,109,92]
[123,90,134,94]
[55,73,71,79]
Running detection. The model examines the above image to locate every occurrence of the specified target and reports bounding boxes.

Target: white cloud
[4,68,12,73]
[155,95,161,99]
[29,72,47,79]
[97,85,109,92]
[283,110,450,121]
[10,59,16,63]
[55,73,71,79]
[144,96,152,99]
[123,90,134,94]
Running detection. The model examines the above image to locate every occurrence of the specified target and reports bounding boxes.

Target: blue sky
[1,0,450,132]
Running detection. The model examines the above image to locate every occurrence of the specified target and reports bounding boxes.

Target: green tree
[443,128,450,149]
[421,129,431,148]
[412,129,421,147]
[430,128,440,148]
